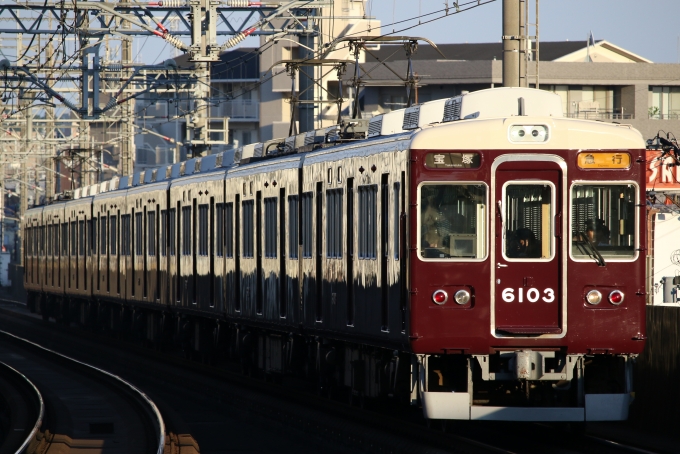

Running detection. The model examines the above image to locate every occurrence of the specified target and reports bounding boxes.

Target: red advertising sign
[647,150,680,189]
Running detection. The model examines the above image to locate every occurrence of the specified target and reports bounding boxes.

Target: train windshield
[571,183,637,259]
[419,183,487,259]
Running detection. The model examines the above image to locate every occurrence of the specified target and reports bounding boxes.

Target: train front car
[408,88,646,421]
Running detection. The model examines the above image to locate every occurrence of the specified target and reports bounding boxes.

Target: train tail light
[432,290,448,305]
[454,290,471,305]
[608,290,624,305]
[586,290,602,305]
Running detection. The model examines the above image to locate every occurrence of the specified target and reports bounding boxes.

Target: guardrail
[565,112,634,120]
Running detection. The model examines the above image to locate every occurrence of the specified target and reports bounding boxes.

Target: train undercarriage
[29,291,635,422]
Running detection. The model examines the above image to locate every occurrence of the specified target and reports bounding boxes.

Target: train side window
[121,215,130,256]
[182,206,192,256]
[110,216,118,255]
[78,221,85,257]
[394,182,400,260]
[148,211,156,256]
[168,208,176,256]
[288,195,299,259]
[135,213,143,256]
[46,226,51,257]
[61,223,68,257]
[301,192,313,258]
[87,220,93,256]
[358,185,377,259]
[26,227,32,256]
[326,189,342,258]
[54,224,60,256]
[160,210,167,257]
[70,221,77,256]
[198,204,209,256]
[40,226,45,255]
[215,204,224,257]
[503,183,552,260]
[419,183,488,260]
[264,197,277,258]
[225,203,234,258]
[571,183,637,260]
[100,216,107,255]
[242,200,254,258]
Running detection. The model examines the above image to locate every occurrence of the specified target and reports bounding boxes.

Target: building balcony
[648,111,680,120]
[565,110,634,120]
[211,100,259,121]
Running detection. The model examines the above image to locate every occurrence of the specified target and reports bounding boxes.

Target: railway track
[0,326,164,454]
[0,298,673,454]
[0,361,44,453]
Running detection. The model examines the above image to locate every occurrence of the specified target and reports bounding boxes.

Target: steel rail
[0,329,166,454]
[0,361,44,454]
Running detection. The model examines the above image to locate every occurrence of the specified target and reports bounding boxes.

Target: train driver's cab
[419,183,487,260]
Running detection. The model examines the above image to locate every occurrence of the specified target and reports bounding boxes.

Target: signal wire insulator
[163,34,186,50]
[222,27,256,49]
[226,1,264,7]
[105,64,123,72]
[155,0,188,6]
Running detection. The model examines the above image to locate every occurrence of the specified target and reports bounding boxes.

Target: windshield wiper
[576,230,606,267]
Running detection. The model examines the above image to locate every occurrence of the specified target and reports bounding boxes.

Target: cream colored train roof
[411,116,645,151]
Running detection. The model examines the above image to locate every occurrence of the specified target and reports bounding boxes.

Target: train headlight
[608,290,624,305]
[509,125,549,143]
[586,290,602,305]
[454,290,471,305]
[432,290,448,305]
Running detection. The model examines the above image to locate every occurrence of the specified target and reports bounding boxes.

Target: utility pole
[120,1,134,176]
[502,0,521,88]
[298,16,316,133]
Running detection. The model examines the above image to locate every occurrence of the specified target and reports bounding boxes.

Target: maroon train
[23,88,646,421]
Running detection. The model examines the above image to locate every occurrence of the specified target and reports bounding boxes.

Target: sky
[365,0,680,63]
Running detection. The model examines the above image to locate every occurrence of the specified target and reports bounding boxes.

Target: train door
[493,158,564,336]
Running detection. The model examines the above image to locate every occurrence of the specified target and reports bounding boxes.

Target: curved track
[0,361,44,453]
[0,328,164,454]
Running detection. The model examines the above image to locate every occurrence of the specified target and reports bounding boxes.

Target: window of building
[182,206,192,256]
[242,200,254,258]
[649,86,680,119]
[288,195,299,259]
[198,204,209,256]
[135,212,143,256]
[301,192,313,258]
[358,185,377,259]
[264,197,277,258]
[326,189,342,258]
[225,203,234,258]
[148,211,156,256]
